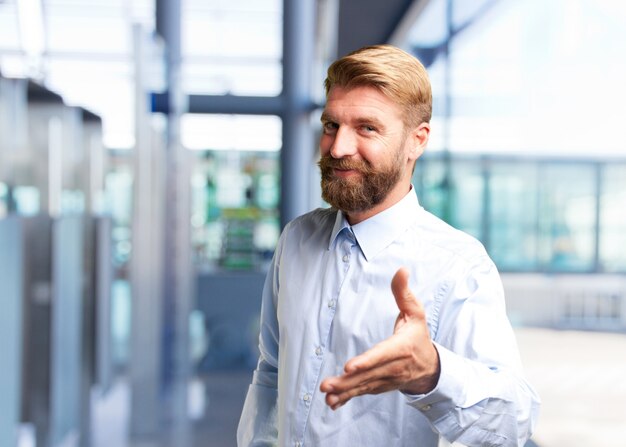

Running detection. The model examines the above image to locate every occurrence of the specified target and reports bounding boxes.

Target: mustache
[318,155,372,173]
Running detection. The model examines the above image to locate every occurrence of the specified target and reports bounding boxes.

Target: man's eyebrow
[355,115,385,128]
[320,111,334,122]
[320,112,386,128]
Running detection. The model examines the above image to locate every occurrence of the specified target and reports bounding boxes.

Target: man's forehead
[322,86,402,121]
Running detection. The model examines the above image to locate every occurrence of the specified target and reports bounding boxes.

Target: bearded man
[238,44,540,447]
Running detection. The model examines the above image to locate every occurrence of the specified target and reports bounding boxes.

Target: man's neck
[344,182,412,225]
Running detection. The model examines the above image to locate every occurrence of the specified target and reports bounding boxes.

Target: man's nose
[329,127,358,159]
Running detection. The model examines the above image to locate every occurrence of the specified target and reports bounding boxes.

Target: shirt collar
[327,186,421,261]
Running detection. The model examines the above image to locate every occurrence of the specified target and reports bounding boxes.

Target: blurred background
[1,0,625,446]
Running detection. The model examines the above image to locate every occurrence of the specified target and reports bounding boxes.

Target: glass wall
[403,0,626,274]
[406,0,626,158]
[102,152,134,368]
[182,0,282,96]
[488,160,539,271]
[190,149,280,271]
[182,113,282,272]
[414,155,626,273]
[600,164,626,272]
[536,163,597,271]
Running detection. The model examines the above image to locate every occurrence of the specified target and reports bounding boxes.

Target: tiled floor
[90,371,252,447]
[515,327,626,447]
[192,371,252,447]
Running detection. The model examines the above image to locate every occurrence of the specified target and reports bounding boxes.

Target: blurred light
[16,0,45,60]
[181,114,282,151]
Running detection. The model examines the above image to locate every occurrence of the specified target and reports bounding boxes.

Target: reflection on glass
[191,150,280,271]
[182,0,282,97]
[415,155,626,274]
[489,162,538,271]
[414,158,448,219]
[416,158,484,240]
[105,165,133,268]
[600,165,626,272]
[448,160,484,240]
[181,114,281,151]
[13,185,40,215]
[538,164,596,271]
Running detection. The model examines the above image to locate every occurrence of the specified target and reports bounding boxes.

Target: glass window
[537,164,597,271]
[448,159,484,240]
[105,162,134,268]
[406,0,626,157]
[489,161,539,271]
[414,156,448,219]
[182,0,282,97]
[191,150,280,271]
[13,185,40,215]
[599,164,626,272]
[181,114,281,151]
[184,114,281,272]
[415,156,484,242]
[0,0,154,148]
[182,60,281,96]
[0,2,21,52]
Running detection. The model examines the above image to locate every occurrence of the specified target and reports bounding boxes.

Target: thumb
[391,267,423,318]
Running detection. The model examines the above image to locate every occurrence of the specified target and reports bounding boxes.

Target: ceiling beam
[336,0,419,56]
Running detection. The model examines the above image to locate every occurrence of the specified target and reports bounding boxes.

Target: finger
[344,335,407,374]
[391,267,424,318]
[321,361,385,400]
[326,358,393,393]
[325,376,401,409]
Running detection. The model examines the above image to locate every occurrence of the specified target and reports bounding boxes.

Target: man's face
[318,85,412,219]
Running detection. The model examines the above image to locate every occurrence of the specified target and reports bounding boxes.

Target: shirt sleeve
[237,231,284,447]
[405,255,541,447]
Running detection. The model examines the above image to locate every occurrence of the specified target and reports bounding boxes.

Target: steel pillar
[281,0,317,228]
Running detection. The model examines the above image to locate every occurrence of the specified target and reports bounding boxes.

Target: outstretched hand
[319,267,440,410]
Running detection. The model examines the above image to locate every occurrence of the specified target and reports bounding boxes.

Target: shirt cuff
[403,342,469,421]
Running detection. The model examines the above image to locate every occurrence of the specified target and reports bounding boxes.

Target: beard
[318,148,405,213]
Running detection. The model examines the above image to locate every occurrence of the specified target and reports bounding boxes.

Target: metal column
[130,24,165,441]
[280,0,318,228]
[157,0,193,444]
[0,217,24,447]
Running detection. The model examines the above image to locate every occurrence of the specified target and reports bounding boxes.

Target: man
[238,44,540,446]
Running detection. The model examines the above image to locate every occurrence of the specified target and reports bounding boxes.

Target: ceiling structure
[335,0,425,56]
[1,0,433,147]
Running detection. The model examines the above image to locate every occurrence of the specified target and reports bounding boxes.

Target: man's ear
[408,122,430,161]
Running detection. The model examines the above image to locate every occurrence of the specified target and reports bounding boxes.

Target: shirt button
[421,404,432,411]
[315,346,322,356]
[303,393,311,402]
[295,442,302,447]
[342,254,349,262]
[327,299,336,308]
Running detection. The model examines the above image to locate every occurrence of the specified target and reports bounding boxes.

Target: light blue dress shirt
[238,188,540,447]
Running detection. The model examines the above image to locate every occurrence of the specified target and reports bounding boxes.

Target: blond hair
[324,44,432,128]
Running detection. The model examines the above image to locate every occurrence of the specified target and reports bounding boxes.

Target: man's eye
[363,125,375,132]
[323,122,338,132]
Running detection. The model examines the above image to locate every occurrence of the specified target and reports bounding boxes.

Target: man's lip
[333,168,359,178]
